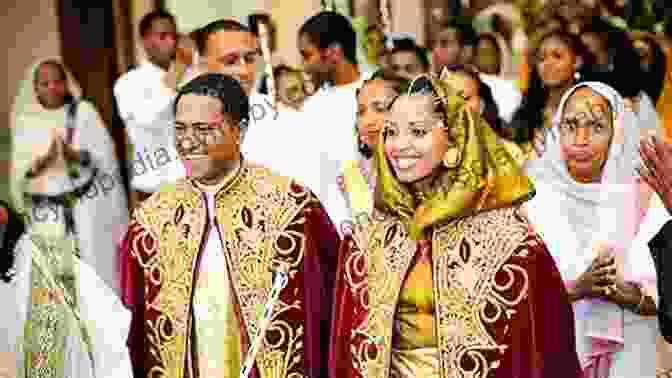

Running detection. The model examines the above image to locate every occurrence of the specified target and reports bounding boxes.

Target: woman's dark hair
[1,201,26,283]
[355,70,409,158]
[510,30,593,143]
[580,16,643,99]
[445,64,506,138]
[635,35,667,103]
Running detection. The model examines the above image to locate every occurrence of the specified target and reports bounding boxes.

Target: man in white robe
[295,11,366,232]
[114,10,186,206]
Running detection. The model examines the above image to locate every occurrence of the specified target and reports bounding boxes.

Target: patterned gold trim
[353,207,530,378]
[132,163,313,378]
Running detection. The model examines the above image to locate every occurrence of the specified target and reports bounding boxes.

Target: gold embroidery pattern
[216,166,311,378]
[352,211,418,378]
[133,180,208,378]
[133,164,313,378]
[359,207,531,378]
[433,207,529,378]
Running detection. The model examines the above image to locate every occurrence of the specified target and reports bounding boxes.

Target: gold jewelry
[443,146,461,168]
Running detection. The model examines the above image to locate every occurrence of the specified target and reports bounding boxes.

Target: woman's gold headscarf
[374,68,535,240]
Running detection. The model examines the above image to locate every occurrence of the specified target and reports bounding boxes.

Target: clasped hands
[30,132,82,178]
[573,252,642,309]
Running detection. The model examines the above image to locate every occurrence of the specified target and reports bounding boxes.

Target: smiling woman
[330,69,582,378]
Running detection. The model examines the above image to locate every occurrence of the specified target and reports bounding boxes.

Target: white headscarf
[525,82,644,370]
[9,57,83,213]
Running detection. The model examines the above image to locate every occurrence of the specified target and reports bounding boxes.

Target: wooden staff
[257,21,276,110]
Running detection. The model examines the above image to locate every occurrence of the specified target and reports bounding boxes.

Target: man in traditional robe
[120,73,339,378]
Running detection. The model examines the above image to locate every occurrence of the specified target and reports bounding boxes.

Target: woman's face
[357,80,396,149]
[384,94,450,183]
[559,87,614,183]
[475,37,500,75]
[537,36,577,89]
[34,62,68,109]
[458,73,481,114]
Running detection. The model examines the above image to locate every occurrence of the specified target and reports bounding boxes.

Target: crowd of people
[2,1,672,377]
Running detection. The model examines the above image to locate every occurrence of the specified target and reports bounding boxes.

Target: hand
[62,139,81,162]
[625,96,641,114]
[639,136,672,216]
[39,135,63,166]
[574,254,617,300]
[604,279,641,308]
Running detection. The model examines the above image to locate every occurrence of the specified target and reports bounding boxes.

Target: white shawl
[9,57,129,296]
[525,82,658,375]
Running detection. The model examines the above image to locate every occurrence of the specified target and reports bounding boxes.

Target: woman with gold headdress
[329,70,582,378]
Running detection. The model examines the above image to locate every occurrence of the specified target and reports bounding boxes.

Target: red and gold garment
[119,162,340,378]
[330,206,582,378]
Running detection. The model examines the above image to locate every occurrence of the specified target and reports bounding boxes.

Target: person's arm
[649,220,672,343]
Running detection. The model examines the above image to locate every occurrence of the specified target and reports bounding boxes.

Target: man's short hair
[440,16,478,46]
[299,11,358,64]
[389,38,430,69]
[196,19,251,55]
[139,10,176,37]
[174,73,250,134]
[248,13,272,36]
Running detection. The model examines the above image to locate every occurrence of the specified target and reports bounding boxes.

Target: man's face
[143,18,178,67]
[204,30,260,95]
[175,94,241,185]
[277,72,307,110]
[388,51,425,81]
[34,62,68,109]
[432,27,463,71]
[298,33,332,82]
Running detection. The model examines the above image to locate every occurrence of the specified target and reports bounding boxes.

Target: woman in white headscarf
[9,58,128,295]
[525,81,662,378]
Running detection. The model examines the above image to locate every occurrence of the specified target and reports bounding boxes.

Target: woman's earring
[574,71,581,80]
[443,146,461,168]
